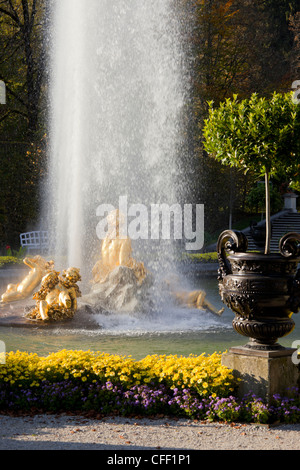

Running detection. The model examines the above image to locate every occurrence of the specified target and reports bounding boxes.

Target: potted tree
[203,91,300,350]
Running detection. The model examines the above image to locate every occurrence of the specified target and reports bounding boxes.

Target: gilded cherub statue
[92,209,147,286]
[1,256,54,304]
[26,267,81,321]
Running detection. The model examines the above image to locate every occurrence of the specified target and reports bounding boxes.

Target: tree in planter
[246,182,283,217]
[202,91,300,254]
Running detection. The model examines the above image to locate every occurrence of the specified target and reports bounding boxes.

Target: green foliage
[246,183,283,214]
[5,246,27,258]
[0,256,23,267]
[202,92,300,180]
[202,91,300,253]
[0,0,49,141]
[184,252,218,263]
[0,141,43,246]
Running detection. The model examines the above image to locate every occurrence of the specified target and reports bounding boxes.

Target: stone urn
[217,230,300,350]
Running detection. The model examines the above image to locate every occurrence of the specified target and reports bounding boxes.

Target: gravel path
[0,413,300,451]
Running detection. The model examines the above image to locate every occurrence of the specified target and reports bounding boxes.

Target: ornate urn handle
[279,232,300,314]
[217,230,248,280]
[279,232,300,258]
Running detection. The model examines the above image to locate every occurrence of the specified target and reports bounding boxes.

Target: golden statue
[26,267,81,322]
[1,256,54,304]
[163,275,224,316]
[174,289,224,316]
[89,210,223,316]
[92,209,147,286]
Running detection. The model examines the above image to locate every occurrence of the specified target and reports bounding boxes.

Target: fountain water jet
[0,0,226,332]
[47,0,188,283]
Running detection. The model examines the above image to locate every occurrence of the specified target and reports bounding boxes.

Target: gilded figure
[26,267,81,321]
[1,256,54,303]
[92,209,147,286]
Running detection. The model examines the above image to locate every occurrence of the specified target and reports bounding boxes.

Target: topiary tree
[202,91,300,254]
[246,182,283,216]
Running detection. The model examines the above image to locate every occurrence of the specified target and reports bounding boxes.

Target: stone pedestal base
[221,346,300,402]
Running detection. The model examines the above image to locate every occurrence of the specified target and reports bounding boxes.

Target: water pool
[1,276,299,359]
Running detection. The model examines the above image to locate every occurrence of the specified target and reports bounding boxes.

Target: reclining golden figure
[173,289,224,316]
[1,256,54,303]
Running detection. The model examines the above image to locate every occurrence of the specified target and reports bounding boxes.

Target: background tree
[290,11,300,80]
[0,0,49,248]
[181,0,300,242]
[0,0,299,249]
[0,0,49,140]
[203,92,300,254]
[245,183,283,216]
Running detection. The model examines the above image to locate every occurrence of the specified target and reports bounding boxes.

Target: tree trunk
[265,171,271,255]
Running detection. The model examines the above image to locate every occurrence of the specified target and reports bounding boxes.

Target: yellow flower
[1,349,236,400]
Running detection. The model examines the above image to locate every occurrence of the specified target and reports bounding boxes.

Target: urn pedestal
[221,346,299,402]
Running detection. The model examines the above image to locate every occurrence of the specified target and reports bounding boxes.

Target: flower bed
[0,256,23,268]
[0,350,299,424]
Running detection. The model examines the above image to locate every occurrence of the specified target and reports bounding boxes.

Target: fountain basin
[0,303,101,330]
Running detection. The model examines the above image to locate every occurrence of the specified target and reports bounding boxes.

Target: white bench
[20,231,49,253]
